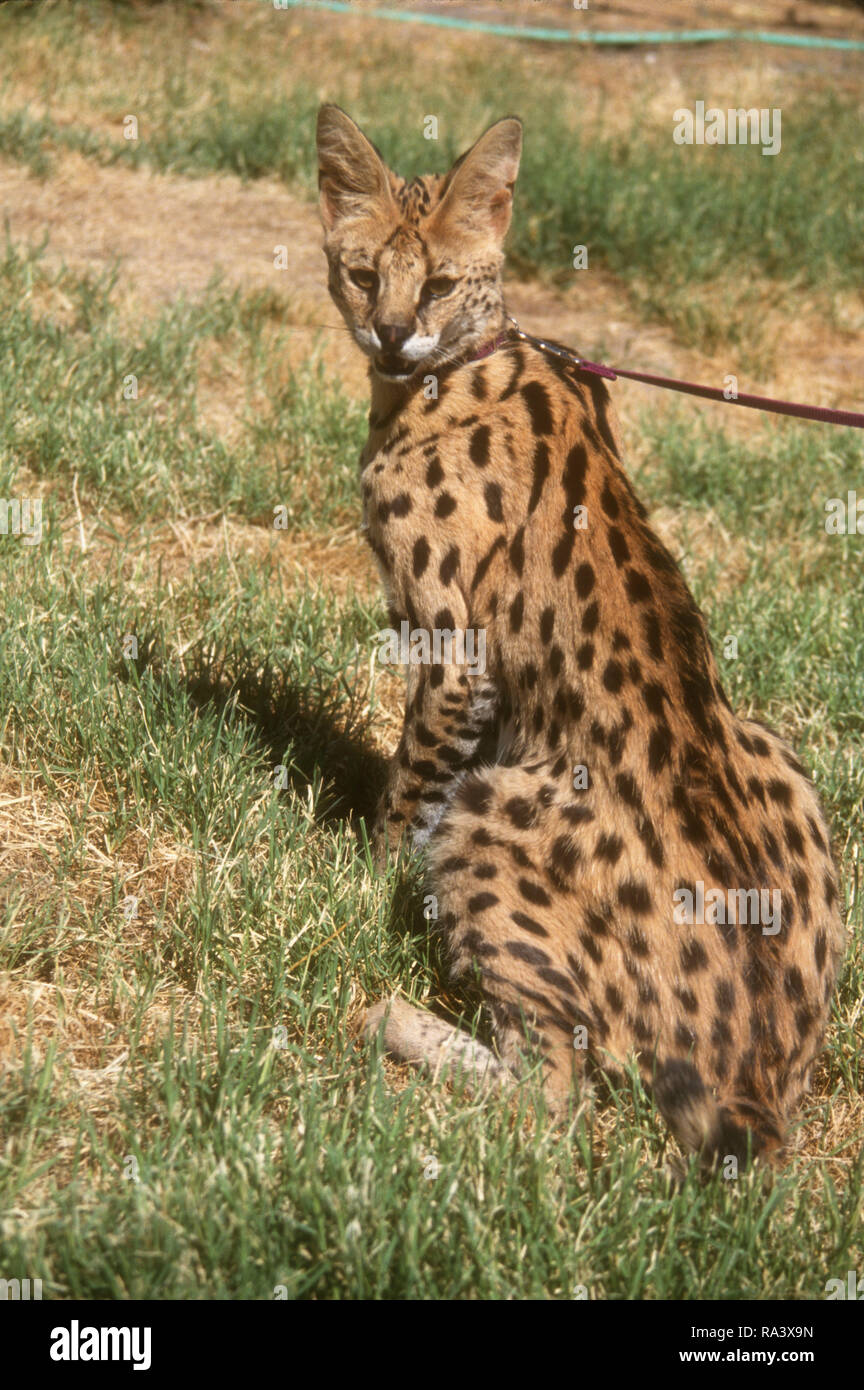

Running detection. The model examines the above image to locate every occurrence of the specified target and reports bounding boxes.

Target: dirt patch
[0,151,322,305]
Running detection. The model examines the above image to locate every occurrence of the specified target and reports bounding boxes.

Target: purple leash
[505,319,864,430]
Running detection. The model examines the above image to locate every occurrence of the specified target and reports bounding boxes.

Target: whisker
[282,322,354,334]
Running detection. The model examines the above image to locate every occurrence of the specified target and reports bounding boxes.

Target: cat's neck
[367,310,510,424]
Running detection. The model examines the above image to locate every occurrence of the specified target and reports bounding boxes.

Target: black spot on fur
[607,527,630,566]
[509,592,524,633]
[456,775,491,815]
[426,456,444,488]
[575,563,595,598]
[600,483,619,519]
[767,780,792,806]
[468,892,499,913]
[471,535,506,591]
[605,985,624,1014]
[518,878,552,908]
[469,425,491,467]
[618,879,652,914]
[680,939,709,974]
[511,911,549,938]
[505,940,551,968]
[648,725,673,773]
[528,440,550,514]
[412,537,430,578]
[595,833,624,863]
[521,380,554,436]
[642,612,663,661]
[581,601,600,635]
[550,835,580,877]
[504,797,535,829]
[484,481,504,522]
[579,931,603,965]
[439,545,459,585]
[603,660,624,693]
[509,526,525,577]
[626,569,652,603]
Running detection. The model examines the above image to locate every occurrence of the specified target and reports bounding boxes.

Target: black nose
[376,322,411,350]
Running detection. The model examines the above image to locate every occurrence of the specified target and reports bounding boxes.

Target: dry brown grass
[0,764,204,1200]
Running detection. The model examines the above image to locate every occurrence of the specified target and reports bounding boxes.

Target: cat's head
[316,105,522,383]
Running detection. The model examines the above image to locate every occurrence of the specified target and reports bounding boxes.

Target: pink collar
[466,329,511,363]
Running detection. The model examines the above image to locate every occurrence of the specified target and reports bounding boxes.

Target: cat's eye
[423,276,456,300]
[348,267,378,292]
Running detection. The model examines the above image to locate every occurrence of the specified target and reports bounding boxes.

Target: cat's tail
[653,1059,784,1169]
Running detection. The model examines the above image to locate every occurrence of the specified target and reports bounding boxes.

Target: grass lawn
[0,0,861,1300]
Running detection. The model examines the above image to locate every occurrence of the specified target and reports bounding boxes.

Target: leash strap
[507,321,864,430]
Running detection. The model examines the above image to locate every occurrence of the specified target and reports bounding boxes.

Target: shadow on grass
[182,645,388,832]
[180,645,472,997]
[123,637,463,997]
[123,634,387,834]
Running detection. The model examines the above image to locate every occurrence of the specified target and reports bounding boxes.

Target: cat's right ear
[316,105,395,231]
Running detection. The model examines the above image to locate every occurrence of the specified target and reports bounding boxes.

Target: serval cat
[316,104,845,1165]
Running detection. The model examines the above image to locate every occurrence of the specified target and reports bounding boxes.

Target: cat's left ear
[432,117,522,242]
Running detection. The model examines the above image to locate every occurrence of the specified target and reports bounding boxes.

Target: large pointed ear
[432,117,522,241]
[316,104,395,231]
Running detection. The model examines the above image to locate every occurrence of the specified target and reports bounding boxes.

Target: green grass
[0,240,861,1298]
[635,411,864,751]
[0,239,365,526]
